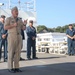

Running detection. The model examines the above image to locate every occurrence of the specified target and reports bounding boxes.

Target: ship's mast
[7,0,36,11]
[18,0,21,10]
[25,0,36,12]
[8,0,11,9]
[34,0,36,12]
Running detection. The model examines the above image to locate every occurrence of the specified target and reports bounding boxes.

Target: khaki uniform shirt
[4,16,24,35]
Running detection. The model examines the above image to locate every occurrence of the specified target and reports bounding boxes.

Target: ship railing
[36,41,68,55]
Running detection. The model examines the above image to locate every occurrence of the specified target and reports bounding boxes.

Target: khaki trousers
[8,34,22,69]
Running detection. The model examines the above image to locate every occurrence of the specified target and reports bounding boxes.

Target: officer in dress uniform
[4,6,25,73]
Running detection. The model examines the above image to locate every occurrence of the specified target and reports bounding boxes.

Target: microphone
[16,18,18,22]
[15,18,18,27]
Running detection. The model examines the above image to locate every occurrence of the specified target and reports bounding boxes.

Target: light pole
[0,3,4,6]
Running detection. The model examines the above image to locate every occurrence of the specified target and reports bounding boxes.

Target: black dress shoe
[71,54,74,56]
[15,69,22,72]
[27,58,32,60]
[33,57,38,59]
[0,60,2,63]
[20,57,25,61]
[69,54,71,56]
[4,59,7,62]
[8,69,16,73]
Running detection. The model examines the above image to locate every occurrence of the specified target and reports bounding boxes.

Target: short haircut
[11,6,18,12]
[0,15,5,18]
[29,20,33,23]
[69,24,72,26]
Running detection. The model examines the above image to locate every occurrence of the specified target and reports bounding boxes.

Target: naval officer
[4,6,25,73]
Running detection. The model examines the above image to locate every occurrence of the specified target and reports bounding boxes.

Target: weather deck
[0,52,75,75]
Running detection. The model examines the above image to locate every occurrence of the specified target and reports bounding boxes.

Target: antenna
[25,0,36,12]
[34,0,36,12]
[8,0,11,9]
[25,2,30,11]
[18,0,21,10]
